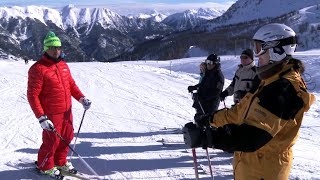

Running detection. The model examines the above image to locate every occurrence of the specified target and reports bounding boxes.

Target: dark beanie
[241,49,254,60]
[206,53,220,63]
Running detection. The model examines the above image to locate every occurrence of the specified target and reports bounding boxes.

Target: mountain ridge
[0,1,319,62]
[0,4,222,61]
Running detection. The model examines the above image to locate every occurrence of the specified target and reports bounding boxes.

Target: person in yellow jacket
[183,23,315,180]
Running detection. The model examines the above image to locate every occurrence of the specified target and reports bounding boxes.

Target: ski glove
[183,122,214,149]
[194,113,213,128]
[188,85,198,93]
[219,91,228,102]
[183,122,202,148]
[80,97,92,110]
[38,115,54,130]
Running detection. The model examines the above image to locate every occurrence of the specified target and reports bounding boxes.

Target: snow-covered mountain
[60,5,131,34]
[121,1,320,61]
[201,1,320,50]
[0,5,63,29]
[0,5,134,35]
[290,5,320,50]
[0,5,222,35]
[203,0,319,31]
[0,1,319,62]
[0,4,224,62]
[132,10,168,23]
[162,8,223,30]
[0,5,171,62]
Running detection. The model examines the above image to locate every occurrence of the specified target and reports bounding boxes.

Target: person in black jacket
[188,53,224,120]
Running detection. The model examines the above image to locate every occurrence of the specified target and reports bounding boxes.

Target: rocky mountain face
[162,8,223,31]
[0,5,220,62]
[0,1,319,62]
[118,1,320,61]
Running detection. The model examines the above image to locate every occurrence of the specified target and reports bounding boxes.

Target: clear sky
[0,0,235,15]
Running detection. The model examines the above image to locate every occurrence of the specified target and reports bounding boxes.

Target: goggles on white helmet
[253,23,298,61]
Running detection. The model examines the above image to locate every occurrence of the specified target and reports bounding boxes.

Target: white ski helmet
[253,23,297,61]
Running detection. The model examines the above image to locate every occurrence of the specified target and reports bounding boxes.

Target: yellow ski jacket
[211,59,315,180]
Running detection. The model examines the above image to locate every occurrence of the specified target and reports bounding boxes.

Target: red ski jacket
[27,54,84,118]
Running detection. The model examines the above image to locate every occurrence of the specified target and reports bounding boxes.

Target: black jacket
[193,64,224,113]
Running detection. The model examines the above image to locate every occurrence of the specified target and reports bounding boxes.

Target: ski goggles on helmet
[253,36,298,57]
[205,60,215,65]
[253,40,279,56]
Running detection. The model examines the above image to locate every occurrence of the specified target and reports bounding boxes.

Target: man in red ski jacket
[27,31,91,178]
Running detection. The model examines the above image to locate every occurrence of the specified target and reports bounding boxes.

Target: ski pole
[194,92,214,180]
[205,147,214,179]
[70,110,87,161]
[190,92,200,179]
[49,124,100,178]
[192,148,200,180]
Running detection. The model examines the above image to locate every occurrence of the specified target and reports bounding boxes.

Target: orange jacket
[211,61,315,179]
[27,54,84,118]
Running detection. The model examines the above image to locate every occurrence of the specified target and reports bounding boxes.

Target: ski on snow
[60,169,92,180]
[199,163,212,175]
[156,138,186,147]
[34,161,92,180]
[160,127,183,134]
[33,167,93,180]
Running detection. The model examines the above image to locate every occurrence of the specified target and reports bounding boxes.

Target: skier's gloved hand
[219,91,228,102]
[183,122,203,148]
[202,126,215,149]
[183,122,214,149]
[188,85,198,93]
[38,115,54,130]
[79,97,92,110]
[194,113,213,128]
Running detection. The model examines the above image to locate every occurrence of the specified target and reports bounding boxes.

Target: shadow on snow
[9,131,233,179]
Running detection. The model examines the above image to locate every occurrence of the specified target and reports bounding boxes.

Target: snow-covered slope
[0,51,319,179]
[289,5,320,50]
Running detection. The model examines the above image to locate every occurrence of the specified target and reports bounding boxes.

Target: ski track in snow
[0,53,319,179]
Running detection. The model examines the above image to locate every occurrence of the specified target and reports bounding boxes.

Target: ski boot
[39,166,64,179]
[56,161,77,174]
